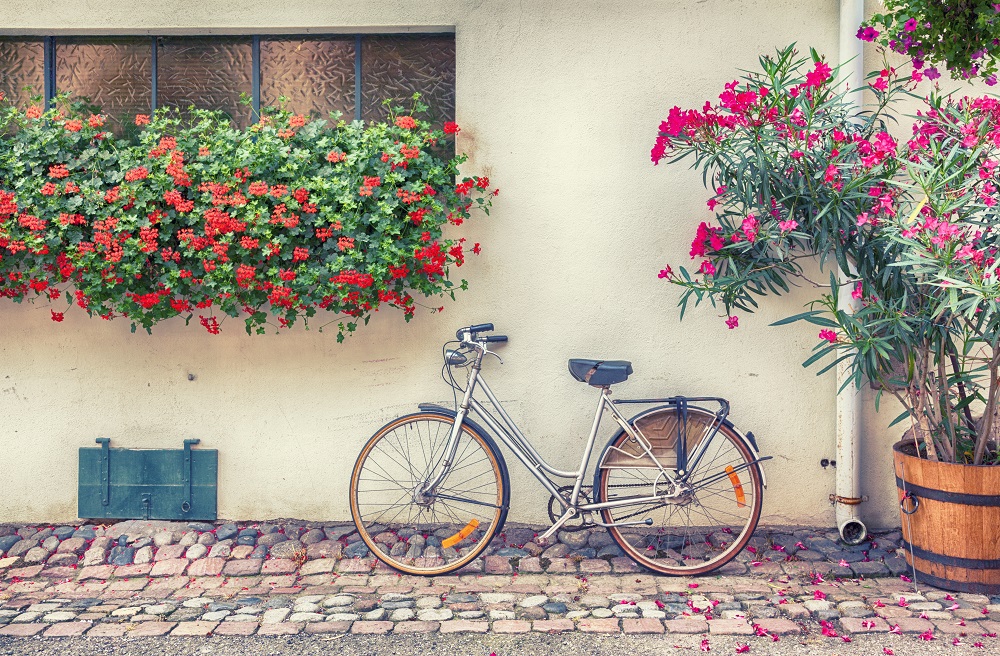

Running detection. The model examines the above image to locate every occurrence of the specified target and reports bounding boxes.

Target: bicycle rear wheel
[349,412,509,576]
[595,406,762,575]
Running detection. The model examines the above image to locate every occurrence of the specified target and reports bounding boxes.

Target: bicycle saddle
[568,359,633,386]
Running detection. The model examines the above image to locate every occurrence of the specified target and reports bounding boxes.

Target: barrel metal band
[894,476,1000,506]
[905,565,1000,595]
[901,539,1000,569]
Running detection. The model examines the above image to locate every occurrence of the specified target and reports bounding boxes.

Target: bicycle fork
[420,357,484,500]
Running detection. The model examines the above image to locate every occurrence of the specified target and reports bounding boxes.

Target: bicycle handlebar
[454,324,508,345]
[456,323,495,339]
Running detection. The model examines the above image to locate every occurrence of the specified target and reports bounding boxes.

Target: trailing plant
[860,0,1000,84]
[0,92,496,339]
[652,45,1000,465]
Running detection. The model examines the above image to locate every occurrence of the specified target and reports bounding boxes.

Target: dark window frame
[17,32,453,122]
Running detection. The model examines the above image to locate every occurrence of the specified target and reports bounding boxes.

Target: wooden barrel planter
[893,440,1000,593]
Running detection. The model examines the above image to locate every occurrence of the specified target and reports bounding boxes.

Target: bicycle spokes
[350,414,507,575]
[597,407,762,575]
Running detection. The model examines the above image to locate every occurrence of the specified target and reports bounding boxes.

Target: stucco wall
[0,0,925,529]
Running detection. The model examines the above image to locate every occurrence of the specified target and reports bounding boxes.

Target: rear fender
[593,404,767,491]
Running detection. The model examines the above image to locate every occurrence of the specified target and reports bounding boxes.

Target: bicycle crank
[546,485,592,531]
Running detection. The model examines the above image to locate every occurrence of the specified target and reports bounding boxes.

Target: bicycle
[349,323,771,576]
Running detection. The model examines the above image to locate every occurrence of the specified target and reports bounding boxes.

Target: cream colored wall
[0,0,914,529]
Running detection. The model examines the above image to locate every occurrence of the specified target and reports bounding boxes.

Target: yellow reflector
[726,465,746,508]
[441,519,480,549]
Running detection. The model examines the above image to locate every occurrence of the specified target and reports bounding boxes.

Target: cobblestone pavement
[1,520,999,651]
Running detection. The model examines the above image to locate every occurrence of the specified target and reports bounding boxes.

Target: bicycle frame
[423,344,762,541]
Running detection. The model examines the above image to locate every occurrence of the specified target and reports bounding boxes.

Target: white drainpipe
[835,0,868,545]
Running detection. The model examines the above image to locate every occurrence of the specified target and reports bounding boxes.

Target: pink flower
[871,76,888,92]
[900,574,912,582]
[889,624,901,634]
[790,150,804,159]
[778,220,798,231]
[918,629,936,641]
[688,583,699,589]
[700,638,711,652]
[699,260,716,276]
[736,645,750,653]
[814,590,827,600]
[904,18,918,32]
[856,26,880,42]
[658,266,673,279]
[925,67,941,80]
[742,215,759,242]
[852,282,863,299]
[805,61,833,88]
[838,559,849,567]
[819,329,837,343]
[883,649,894,655]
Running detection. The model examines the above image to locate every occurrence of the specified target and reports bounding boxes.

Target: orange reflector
[441,519,480,549]
[726,466,746,508]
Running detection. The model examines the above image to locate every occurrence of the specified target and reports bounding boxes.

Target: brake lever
[462,339,503,365]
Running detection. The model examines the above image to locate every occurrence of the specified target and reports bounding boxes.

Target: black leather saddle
[568,359,633,386]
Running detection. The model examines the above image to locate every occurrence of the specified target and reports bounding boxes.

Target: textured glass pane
[0,38,44,108]
[361,35,455,126]
[157,37,252,128]
[56,37,152,133]
[261,37,354,120]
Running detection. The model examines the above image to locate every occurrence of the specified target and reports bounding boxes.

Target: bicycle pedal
[531,536,551,548]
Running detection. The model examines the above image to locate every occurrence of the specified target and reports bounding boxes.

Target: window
[0,34,455,132]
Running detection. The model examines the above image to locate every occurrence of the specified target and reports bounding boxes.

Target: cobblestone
[0,520,981,646]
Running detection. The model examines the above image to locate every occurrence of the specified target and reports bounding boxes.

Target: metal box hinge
[97,437,111,506]
[182,439,199,515]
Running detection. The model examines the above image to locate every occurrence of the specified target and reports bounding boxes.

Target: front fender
[416,403,510,480]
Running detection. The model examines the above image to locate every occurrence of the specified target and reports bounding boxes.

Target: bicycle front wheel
[595,406,762,575]
[349,412,509,576]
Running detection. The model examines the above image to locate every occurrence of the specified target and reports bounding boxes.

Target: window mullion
[43,36,55,108]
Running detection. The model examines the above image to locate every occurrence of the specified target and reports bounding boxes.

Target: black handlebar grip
[469,323,494,333]
[484,335,508,343]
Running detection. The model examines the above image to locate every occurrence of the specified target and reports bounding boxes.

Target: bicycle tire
[594,406,762,575]
[349,412,509,576]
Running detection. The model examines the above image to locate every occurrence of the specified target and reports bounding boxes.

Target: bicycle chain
[547,482,668,530]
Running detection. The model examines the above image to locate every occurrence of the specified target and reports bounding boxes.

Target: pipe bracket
[829,494,865,506]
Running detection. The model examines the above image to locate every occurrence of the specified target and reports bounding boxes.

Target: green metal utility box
[78,438,218,520]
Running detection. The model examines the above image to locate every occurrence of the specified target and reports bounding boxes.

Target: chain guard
[547,485,592,531]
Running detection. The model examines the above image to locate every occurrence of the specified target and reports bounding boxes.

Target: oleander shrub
[652,46,1000,464]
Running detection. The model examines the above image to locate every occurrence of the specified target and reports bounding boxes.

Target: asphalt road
[0,633,993,656]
